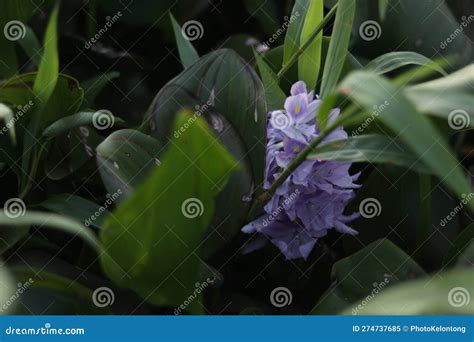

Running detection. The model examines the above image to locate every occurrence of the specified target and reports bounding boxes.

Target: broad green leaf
[320,0,355,98]
[339,71,473,210]
[443,223,474,267]
[308,134,429,173]
[365,51,447,76]
[170,13,199,68]
[42,111,125,139]
[283,0,308,67]
[18,26,42,67]
[0,211,100,252]
[0,224,29,255]
[342,269,474,315]
[298,0,324,90]
[100,111,238,310]
[40,194,110,229]
[96,129,163,201]
[0,263,15,315]
[81,72,120,108]
[149,49,266,188]
[255,52,286,111]
[312,239,425,314]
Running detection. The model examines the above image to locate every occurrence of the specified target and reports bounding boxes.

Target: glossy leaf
[255,52,286,111]
[96,129,163,200]
[308,134,429,173]
[100,111,238,310]
[320,0,355,98]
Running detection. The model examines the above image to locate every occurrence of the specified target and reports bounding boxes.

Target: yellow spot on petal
[295,104,300,113]
[293,145,300,153]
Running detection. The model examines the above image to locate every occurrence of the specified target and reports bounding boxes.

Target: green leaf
[42,111,125,139]
[407,65,474,95]
[378,0,389,20]
[298,0,324,90]
[0,211,100,252]
[40,194,110,229]
[150,49,266,188]
[320,0,355,98]
[100,111,238,310]
[96,129,163,201]
[312,239,425,314]
[33,2,60,108]
[365,51,447,76]
[443,223,474,267]
[339,71,473,209]
[283,0,307,67]
[308,134,429,173]
[255,52,286,111]
[18,26,42,67]
[341,269,474,315]
[169,13,199,68]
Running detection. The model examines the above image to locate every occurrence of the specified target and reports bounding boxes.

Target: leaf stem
[277,4,338,79]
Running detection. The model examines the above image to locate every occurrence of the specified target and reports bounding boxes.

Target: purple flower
[242,81,360,260]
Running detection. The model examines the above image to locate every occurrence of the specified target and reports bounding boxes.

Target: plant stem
[277,4,338,79]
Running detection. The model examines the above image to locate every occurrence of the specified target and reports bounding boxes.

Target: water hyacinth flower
[242,81,361,260]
